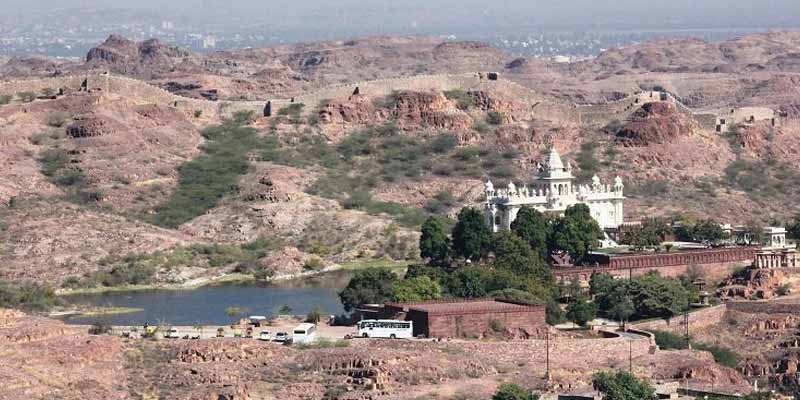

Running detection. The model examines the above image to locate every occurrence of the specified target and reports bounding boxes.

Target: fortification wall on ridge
[1,72,772,131]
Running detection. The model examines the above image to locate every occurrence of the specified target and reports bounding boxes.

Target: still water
[61,270,353,326]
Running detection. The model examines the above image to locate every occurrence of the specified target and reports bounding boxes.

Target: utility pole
[545,328,550,381]
[629,340,632,373]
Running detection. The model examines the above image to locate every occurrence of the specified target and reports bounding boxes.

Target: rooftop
[387,298,543,315]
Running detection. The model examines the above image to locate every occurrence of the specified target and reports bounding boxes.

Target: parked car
[274,331,289,342]
[164,328,181,339]
[216,328,225,338]
[258,331,272,341]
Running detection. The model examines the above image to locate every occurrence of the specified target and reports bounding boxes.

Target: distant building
[484,147,625,233]
[715,106,778,133]
[202,35,216,49]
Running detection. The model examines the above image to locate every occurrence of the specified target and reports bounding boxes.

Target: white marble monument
[484,147,625,232]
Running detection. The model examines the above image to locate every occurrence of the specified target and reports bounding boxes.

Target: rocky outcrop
[389,90,472,131]
[615,102,695,146]
[86,35,196,76]
[66,115,118,138]
[717,268,790,300]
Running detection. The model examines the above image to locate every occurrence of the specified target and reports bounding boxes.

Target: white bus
[291,323,317,344]
[357,319,413,339]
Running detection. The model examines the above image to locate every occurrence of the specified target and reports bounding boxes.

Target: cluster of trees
[343,205,604,318]
[421,204,603,267]
[339,269,443,312]
[619,218,671,250]
[674,218,726,244]
[590,272,693,322]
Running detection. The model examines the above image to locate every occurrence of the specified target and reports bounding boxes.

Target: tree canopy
[593,272,690,321]
[787,215,800,240]
[492,383,540,400]
[620,217,671,250]
[392,276,442,302]
[592,371,657,400]
[338,268,398,311]
[451,207,493,261]
[566,296,596,326]
[549,204,603,263]
[511,207,551,261]
[419,216,450,267]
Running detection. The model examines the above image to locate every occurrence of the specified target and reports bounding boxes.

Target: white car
[258,331,272,341]
[274,331,289,342]
[164,328,181,339]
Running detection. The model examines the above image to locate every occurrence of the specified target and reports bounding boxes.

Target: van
[291,323,317,345]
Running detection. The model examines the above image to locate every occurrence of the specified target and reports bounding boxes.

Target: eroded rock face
[66,115,118,137]
[717,268,788,300]
[389,90,471,131]
[615,102,695,146]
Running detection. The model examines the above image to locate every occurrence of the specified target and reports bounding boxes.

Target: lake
[61,270,353,326]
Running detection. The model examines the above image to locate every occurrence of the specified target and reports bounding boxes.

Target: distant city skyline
[0,0,798,57]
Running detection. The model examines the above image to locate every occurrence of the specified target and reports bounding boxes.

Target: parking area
[110,321,357,341]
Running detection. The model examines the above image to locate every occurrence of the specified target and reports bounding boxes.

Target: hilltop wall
[0,72,763,130]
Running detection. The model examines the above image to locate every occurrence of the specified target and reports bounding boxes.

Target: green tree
[545,300,566,325]
[549,204,603,263]
[451,207,492,262]
[620,218,669,250]
[511,207,551,260]
[595,272,689,321]
[306,306,323,324]
[493,231,537,275]
[393,276,442,302]
[419,216,450,267]
[744,221,765,245]
[592,371,657,400]
[788,215,800,240]
[492,383,540,400]
[339,268,398,311]
[691,219,726,244]
[566,296,596,326]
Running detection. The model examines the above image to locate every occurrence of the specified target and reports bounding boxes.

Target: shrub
[39,148,69,177]
[17,91,36,103]
[693,342,739,368]
[473,120,490,133]
[492,383,540,400]
[89,318,112,335]
[428,133,459,153]
[0,94,12,105]
[303,257,325,271]
[306,307,322,323]
[277,103,305,117]
[487,111,505,125]
[46,111,69,128]
[489,318,506,333]
[0,280,61,311]
[194,109,203,118]
[443,89,473,110]
[651,330,687,350]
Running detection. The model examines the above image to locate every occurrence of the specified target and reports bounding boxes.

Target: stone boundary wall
[726,300,800,315]
[0,72,764,130]
[554,247,756,283]
[630,304,727,334]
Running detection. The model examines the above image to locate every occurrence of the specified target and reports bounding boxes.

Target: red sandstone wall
[425,309,547,339]
[555,247,756,283]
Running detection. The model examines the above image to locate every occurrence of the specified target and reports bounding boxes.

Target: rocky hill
[0,32,799,289]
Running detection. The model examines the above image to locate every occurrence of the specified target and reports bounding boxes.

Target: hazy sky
[2,0,799,31]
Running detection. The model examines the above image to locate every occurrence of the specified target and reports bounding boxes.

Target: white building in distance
[484,147,625,232]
